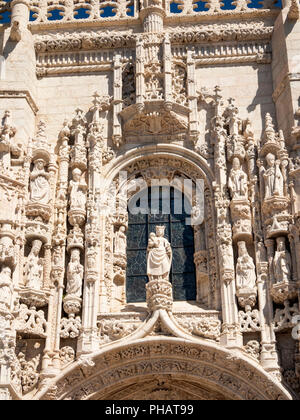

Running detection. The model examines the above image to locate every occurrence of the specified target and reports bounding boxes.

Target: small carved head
[156,226,165,237]
[72,168,82,182]
[34,158,46,170]
[71,248,81,262]
[238,241,247,255]
[232,157,241,170]
[266,153,276,167]
[31,239,43,255]
[276,237,286,251]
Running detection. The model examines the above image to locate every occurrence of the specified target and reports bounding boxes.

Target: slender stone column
[187,49,199,142]
[112,53,123,148]
[164,34,172,103]
[136,38,145,109]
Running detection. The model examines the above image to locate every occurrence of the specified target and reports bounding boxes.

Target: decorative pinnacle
[265,113,275,133]
[92,92,101,107]
[214,85,222,96]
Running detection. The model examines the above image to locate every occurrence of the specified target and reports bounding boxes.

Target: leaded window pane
[126,186,196,302]
[126,276,148,302]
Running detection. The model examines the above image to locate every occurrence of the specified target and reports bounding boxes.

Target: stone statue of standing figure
[114,226,127,255]
[228,157,248,200]
[30,159,50,205]
[25,240,44,290]
[273,237,292,284]
[66,249,83,298]
[236,241,257,290]
[147,226,172,281]
[69,168,87,211]
[261,153,284,199]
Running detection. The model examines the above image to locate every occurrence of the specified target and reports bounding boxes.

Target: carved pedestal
[63,295,82,316]
[236,287,258,312]
[146,279,173,313]
[270,282,298,305]
[19,288,48,309]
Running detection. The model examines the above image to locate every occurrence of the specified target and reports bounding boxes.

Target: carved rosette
[146,279,173,313]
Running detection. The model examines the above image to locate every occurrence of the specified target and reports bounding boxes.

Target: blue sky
[0,0,282,24]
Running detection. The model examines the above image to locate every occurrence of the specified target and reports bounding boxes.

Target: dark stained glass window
[126,186,196,302]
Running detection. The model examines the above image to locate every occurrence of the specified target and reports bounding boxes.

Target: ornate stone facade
[0,0,299,401]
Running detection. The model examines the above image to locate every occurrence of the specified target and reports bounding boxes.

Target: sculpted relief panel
[0,0,299,402]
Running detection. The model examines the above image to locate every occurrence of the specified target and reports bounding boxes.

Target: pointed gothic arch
[35,337,294,400]
[100,145,220,311]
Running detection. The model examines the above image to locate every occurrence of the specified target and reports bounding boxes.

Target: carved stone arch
[101,146,220,310]
[35,338,293,400]
[103,145,215,186]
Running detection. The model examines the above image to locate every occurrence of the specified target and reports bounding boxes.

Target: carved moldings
[274,301,299,332]
[120,101,189,143]
[14,304,47,338]
[1,2,299,398]
[97,316,143,344]
[174,313,221,341]
[41,340,292,401]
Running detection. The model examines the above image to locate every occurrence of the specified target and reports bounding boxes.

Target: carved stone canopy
[120,101,190,141]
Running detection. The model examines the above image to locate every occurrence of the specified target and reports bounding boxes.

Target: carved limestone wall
[0,0,299,401]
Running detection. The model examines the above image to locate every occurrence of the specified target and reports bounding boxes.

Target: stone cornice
[0,89,39,114]
[34,32,137,53]
[168,22,274,44]
[36,48,135,78]
[173,40,272,66]
[33,21,274,55]
[35,31,272,77]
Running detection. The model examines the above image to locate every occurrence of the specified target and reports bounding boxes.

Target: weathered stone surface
[0,0,299,401]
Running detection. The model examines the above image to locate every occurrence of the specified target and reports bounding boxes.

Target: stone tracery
[0,0,299,402]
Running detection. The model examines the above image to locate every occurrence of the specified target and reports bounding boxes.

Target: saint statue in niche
[147,226,172,280]
[236,241,257,290]
[25,240,44,290]
[114,226,127,255]
[273,237,292,284]
[30,158,50,204]
[69,168,87,211]
[262,153,284,199]
[66,249,83,298]
[228,157,248,200]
